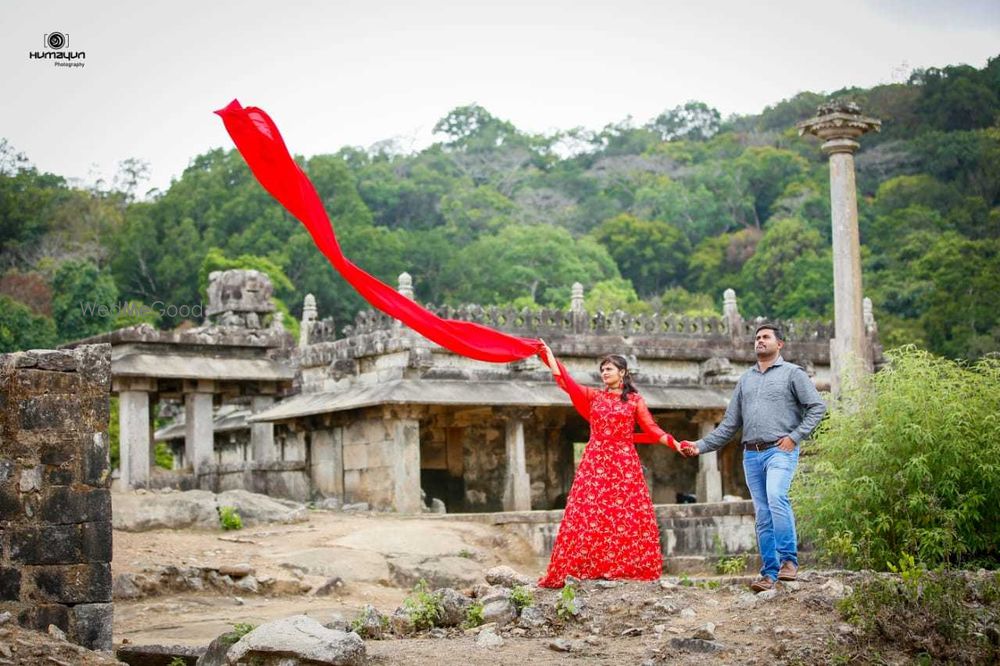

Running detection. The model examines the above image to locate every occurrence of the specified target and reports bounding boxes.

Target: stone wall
[0,345,113,651]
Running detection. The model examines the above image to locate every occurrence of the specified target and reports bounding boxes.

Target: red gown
[538,370,671,588]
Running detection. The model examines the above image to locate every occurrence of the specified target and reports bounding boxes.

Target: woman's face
[600,361,625,389]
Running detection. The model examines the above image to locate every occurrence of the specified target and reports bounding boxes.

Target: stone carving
[205,269,275,328]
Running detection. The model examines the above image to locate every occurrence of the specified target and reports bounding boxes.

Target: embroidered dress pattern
[539,387,664,588]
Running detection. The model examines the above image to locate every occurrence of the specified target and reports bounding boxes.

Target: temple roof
[249,379,728,422]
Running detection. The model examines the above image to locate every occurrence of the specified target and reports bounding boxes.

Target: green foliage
[218,506,243,531]
[463,602,485,629]
[555,583,577,621]
[715,553,749,576]
[589,213,690,295]
[0,295,57,352]
[509,585,534,613]
[678,572,694,587]
[837,562,1000,664]
[232,622,255,638]
[167,658,187,666]
[50,259,119,342]
[401,579,443,630]
[795,347,1000,570]
[154,442,174,470]
[584,278,650,315]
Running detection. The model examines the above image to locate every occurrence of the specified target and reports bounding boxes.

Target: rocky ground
[4,490,917,664]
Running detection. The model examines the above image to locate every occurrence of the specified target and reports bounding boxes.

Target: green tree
[584,278,651,315]
[648,101,721,142]
[50,259,119,342]
[0,295,58,352]
[589,213,690,296]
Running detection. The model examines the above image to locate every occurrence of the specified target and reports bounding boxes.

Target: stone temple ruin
[64,269,882,518]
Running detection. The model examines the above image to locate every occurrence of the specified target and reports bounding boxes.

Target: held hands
[677,440,700,457]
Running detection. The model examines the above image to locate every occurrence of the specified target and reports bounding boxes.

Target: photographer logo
[29,31,86,68]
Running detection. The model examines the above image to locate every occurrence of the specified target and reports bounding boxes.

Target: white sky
[1,0,997,195]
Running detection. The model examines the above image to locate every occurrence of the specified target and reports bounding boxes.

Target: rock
[584,635,602,646]
[430,498,446,513]
[595,580,620,589]
[218,563,254,578]
[226,615,365,665]
[780,580,801,591]
[476,628,503,649]
[757,589,778,601]
[313,577,346,596]
[280,547,390,585]
[0,611,11,626]
[342,502,370,512]
[517,606,547,629]
[428,627,448,639]
[353,604,388,640]
[233,597,245,606]
[48,624,67,641]
[484,565,533,588]
[388,555,483,589]
[390,607,415,636]
[324,612,351,633]
[692,622,716,641]
[836,623,854,636]
[117,644,205,665]
[819,579,847,599]
[652,599,679,615]
[113,490,220,531]
[437,587,471,627]
[113,573,143,600]
[216,489,308,526]
[621,627,643,637]
[234,575,259,594]
[669,637,724,653]
[317,497,342,511]
[481,594,516,627]
[548,638,573,652]
[679,607,696,619]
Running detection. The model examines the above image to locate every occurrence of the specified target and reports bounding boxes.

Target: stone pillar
[797,102,880,396]
[0,345,114,651]
[184,391,214,475]
[570,282,587,334]
[391,417,421,513]
[118,389,151,489]
[397,272,414,300]
[299,293,317,347]
[502,411,532,511]
[723,288,742,345]
[250,395,276,462]
[694,414,723,503]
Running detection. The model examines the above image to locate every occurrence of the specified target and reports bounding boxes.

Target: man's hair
[754,323,784,341]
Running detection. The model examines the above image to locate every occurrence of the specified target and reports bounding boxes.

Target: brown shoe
[778,561,798,581]
[750,576,775,593]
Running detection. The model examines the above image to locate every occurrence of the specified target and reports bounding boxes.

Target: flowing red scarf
[215,100,663,444]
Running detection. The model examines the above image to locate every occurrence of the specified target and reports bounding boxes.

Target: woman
[537,341,683,588]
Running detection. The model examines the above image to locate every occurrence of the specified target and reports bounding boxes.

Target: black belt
[743,439,778,451]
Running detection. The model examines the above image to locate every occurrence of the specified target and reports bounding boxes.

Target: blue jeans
[743,446,799,580]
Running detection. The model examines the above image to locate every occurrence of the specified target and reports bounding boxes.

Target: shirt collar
[753,355,785,373]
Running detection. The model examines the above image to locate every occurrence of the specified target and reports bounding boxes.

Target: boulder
[437,587,472,627]
[387,555,483,589]
[225,615,364,665]
[484,565,533,588]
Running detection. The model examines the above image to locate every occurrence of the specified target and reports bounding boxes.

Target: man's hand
[777,436,795,452]
[678,441,700,457]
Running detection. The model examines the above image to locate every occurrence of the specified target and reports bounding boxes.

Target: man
[679,323,826,592]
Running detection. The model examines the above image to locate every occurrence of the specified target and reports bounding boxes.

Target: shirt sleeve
[696,378,743,454]
[787,368,827,445]
[634,395,677,450]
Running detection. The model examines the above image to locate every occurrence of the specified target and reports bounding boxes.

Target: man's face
[754,328,783,359]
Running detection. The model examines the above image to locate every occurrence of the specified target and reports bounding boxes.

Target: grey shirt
[696,356,827,454]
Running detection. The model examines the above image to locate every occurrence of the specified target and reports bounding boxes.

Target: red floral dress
[538,375,670,588]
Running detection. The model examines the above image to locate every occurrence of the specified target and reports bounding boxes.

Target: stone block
[29,562,112,603]
[9,524,83,564]
[44,465,76,485]
[17,603,69,633]
[18,393,85,431]
[82,432,111,488]
[72,344,112,392]
[0,486,19,519]
[82,521,113,562]
[39,436,79,466]
[34,350,78,372]
[0,567,20,601]
[39,486,111,524]
[71,602,113,651]
[342,444,368,470]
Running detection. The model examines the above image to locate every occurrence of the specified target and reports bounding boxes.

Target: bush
[218,506,243,531]
[463,602,484,629]
[715,553,749,575]
[837,557,1000,663]
[401,580,443,630]
[794,347,1000,570]
[510,585,534,613]
[555,583,577,621]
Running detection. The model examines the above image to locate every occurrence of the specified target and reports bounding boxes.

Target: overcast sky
[1,0,997,195]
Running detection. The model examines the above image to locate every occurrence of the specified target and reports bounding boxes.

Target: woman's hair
[599,354,637,403]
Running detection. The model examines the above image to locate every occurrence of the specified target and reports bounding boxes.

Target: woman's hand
[538,339,559,375]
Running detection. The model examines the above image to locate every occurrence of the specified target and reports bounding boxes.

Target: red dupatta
[215,100,668,446]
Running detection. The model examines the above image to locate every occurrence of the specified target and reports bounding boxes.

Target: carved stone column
[184,387,215,475]
[118,382,153,489]
[694,410,725,503]
[502,409,532,511]
[797,102,880,397]
[250,394,276,462]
